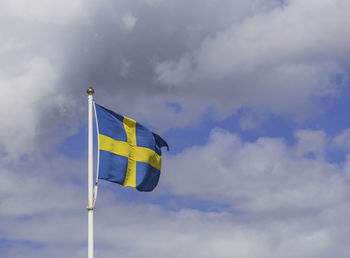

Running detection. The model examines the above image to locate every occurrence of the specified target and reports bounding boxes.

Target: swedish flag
[95,104,169,192]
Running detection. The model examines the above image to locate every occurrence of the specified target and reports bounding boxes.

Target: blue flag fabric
[95,103,169,192]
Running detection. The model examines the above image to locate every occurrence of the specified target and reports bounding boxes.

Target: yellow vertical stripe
[122,116,137,187]
[123,116,137,145]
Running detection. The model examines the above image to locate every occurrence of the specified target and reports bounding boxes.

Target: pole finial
[87,87,95,95]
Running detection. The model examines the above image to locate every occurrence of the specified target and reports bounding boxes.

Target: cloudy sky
[2,0,350,257]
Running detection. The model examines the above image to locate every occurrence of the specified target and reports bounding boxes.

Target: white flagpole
[87,87,95,258]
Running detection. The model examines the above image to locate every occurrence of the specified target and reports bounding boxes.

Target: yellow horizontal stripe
[99,134,162,170]
[135,147,161,171]
[99,134,130,157]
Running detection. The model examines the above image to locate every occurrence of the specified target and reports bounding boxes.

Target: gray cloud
[2,0,350,156]
[0,0,299,155]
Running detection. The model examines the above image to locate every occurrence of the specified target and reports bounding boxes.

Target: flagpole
[87,87,95,258]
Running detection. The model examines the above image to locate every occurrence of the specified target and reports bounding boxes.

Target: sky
[1,0,350,257]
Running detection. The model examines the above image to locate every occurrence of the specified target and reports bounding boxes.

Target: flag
[94,103,169,192]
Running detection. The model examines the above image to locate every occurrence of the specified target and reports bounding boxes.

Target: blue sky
[2,0,350,257]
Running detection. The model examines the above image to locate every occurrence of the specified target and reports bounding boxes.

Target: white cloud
[122,13,138,31]
[0,156,84,217]
[2,131,350,257]
[120,59,133,77]
[332,129,350,150]
[155,0,350,121]
[0,2,81,157]
[138,0,168,6]
[0,57,71,156]
[0,0,85,25]
[155,57,192,88]
[163,129,346,213]
[295,129,327,159]
[238,111,268,131]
